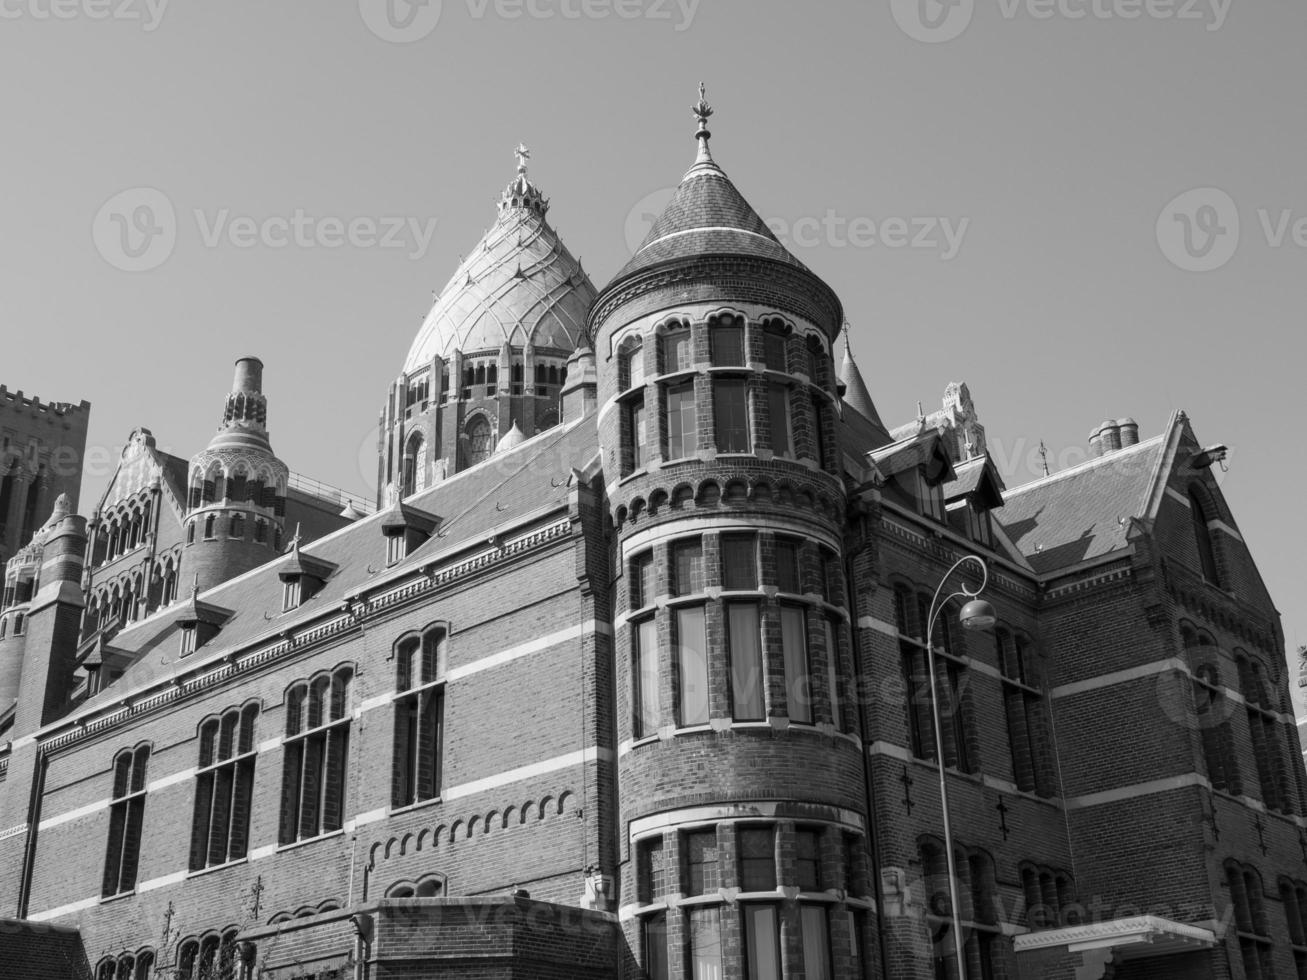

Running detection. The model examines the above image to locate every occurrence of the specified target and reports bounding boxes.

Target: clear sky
[2,1,1303,703]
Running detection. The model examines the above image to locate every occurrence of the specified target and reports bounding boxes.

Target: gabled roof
[1000,415,1178,574]
[946,455,1006,509]
[74,418,599,713]
[868,429,956,485]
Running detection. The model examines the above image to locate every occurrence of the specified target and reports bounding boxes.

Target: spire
[838,325,885,428]
[692,82,714,167]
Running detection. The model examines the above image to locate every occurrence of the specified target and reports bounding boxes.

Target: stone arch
[519,801,534,824]
[556,790,573,815]
[449,819,464,842]
[502,806,516,828]
[695,479,720,507]
[484,810,499,833]
[538,796,554,820]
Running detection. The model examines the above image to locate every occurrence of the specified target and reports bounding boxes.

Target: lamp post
[924,554,997,980]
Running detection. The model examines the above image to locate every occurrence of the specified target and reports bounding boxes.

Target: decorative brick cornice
[35,517,573,755]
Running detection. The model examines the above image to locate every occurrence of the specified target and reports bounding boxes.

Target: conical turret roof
[839,332,884,429]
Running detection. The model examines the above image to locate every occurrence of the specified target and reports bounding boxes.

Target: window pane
[665,331,692,372]
[643,912,669,980]
[740,828,776,891]
[713,380,750,453]
[775,540,800,593]
[744,905,781,980]
[795,829,821,890]
[666,383,696,460]
[782,605,813,723]
[764,331,787,372]
[728,604,764,721]
[630,397,647,471]
[689,907,724,980]
[687,829,719,894]
[636,618,659,738]
[673,540,704,596]
[825,618,841,728]
[712,324,744,366]
[721,534,757,590]
[801,905,832,980]
[631,551,654,609]
[677,606,709,727]
[768,384,790,457]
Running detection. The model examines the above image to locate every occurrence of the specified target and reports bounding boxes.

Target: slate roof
[613,160,808,281]
[999,435,1166,574]
[839,341,884,431]
[78,418,599,713]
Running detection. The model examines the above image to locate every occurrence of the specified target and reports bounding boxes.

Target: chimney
[1117,417,1139,448]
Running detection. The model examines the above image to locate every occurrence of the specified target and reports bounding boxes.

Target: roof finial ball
[692,81,714,164]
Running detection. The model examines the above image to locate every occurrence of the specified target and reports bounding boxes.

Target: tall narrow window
[676,605,708,727]
[465,417,492,468]
[665,382,696,460]
[633,617,659,738]
[782,604,813,724]
[810,393,829,469]
[1189,487,1221,586]
[743,904,782,980]
[688,907,724,980]
[627,395,647,472]
[775,538,801,594]
[686,828,719,894]
[189,704,258,871]
[631,550,655,609]
[768,383,791,457]
[392,627,446,809]
[643,912,669,980]
[102,745,150,897]
[999,630,1051,795]
[710,318,744,365]
[672,539,704,596]
[728,602,764,721]
[1192,656,1239,795]
[1228,863,1275,979]
[621,337,645,391]
[800,905,833,980]
[763,326,788,372]
[280,667,352,843]
[824,616,842,729]
[1242,656,1289,812]
[637,835,665,904]
[713,379,750,453]
[795,828,822,890]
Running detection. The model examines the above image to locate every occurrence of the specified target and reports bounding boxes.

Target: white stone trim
[39,798,109,831]
[1050,659,1187,699]
[1013,915,1215,954]
[442,746,610,802]
[1210,519,1243,543]
[0,822,28,842]
[857,615,898,638]
[1063,774,1207,810]
[27,895,99,922]
[137,869,187,893]
[628,802,866,841]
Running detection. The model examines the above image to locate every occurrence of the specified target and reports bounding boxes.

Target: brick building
[0,93,1302,980]
[0,384,90,567]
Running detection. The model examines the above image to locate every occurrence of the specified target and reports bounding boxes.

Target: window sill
[188,856,248,879]
[276,828,346,853]
[100,889,136,905]
[389,795,443,818]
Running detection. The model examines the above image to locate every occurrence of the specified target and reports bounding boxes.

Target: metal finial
[515,143,530,174]
[1039,441,1051,477]
[692,82,714,164]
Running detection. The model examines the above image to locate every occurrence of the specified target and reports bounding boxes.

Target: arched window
[229,513,244,539]
[102,744,150,897]
[465,416,492,467]
[393,626,448,808]
[402,431,426,497]
[190,704,259,870]
[620,336,645,392]
[203,514,216,539]
[1189,486,1221,586]
[280,667,352,844]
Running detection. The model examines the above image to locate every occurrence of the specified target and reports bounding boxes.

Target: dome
[495,421,526,453]
[403,151,598,374]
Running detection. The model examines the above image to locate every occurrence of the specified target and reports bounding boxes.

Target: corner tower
[596,89,874,977]
[179,357,288,594]
[377,147,597,504]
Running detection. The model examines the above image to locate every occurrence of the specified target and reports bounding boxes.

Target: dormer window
[282,579,302,612]
[180,623,197,656]
[381,502,441,568]
[278,546,336,611]
[964,505,993,547]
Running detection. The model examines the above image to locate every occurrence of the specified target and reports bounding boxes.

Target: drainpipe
[844,495,893,980]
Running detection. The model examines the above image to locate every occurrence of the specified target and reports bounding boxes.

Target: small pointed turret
[838,328,885,429]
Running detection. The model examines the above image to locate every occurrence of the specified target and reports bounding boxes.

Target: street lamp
[924,554,996,980]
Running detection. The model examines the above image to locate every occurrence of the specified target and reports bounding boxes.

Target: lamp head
[959,598,997,632]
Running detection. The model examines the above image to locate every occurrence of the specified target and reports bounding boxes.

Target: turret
[179,357,288,594]
[597,88,871,978]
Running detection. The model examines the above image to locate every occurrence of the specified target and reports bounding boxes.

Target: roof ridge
[1003,434,1164,498]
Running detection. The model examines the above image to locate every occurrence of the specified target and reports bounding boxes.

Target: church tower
[595,89,874,976]
[179,357,288,594]
[377,147,596,504]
